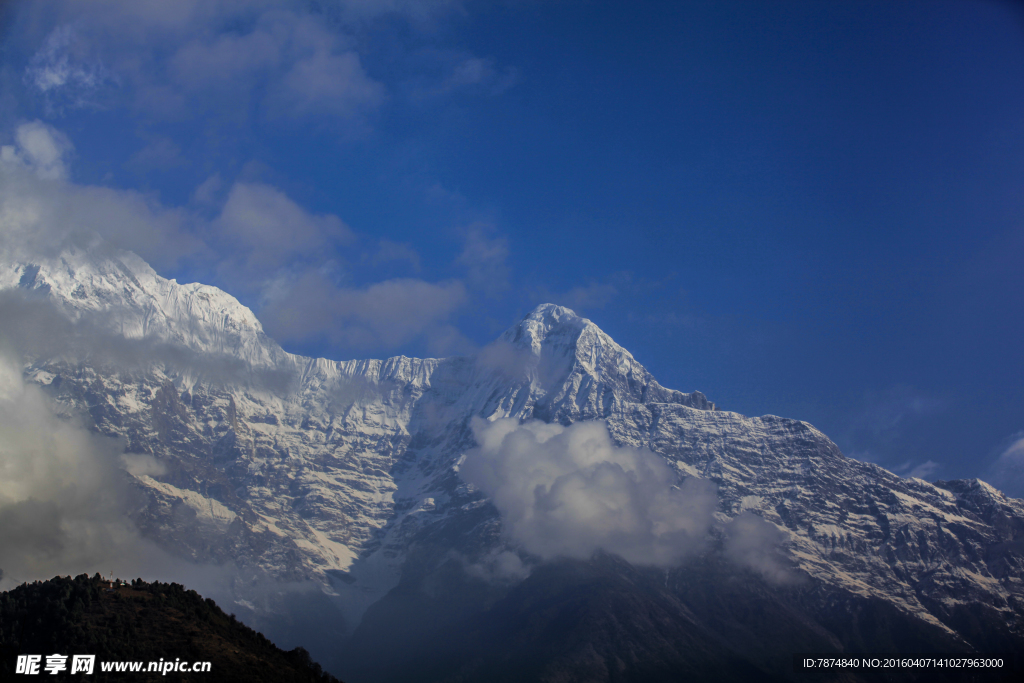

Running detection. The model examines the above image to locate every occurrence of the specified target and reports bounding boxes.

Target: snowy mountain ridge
[1,246,288,368]
[2,246,1023,668]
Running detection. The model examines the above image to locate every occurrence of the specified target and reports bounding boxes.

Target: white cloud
[273,48,384,119]
[461,418,719,568]
[0,355,139,581]
[259,271,468,354]
[404,49,519,101]
[168,27,282,90]
[192,173,224,206]
[0,127,349,281]
[436,56,518,96]
[0,349,242,604]
[120,453,168,478]
[421,323,476,357]
[166,13,383,120]
[1,120,74,180]
[722,512,800,585]
[473,339,536,378]
[24,25,114,112]
[0,121,465,357]
[20,3,386,125]
[461,548,531,583]
[449,57,491,86]
[0,147,203,269]
[886,458,943,481]
[125,135,186,173]
[216,181,354,273]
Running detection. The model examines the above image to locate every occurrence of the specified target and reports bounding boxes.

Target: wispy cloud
[24,25,115,114]
[456,224,510,295]
[857,385,945,435]
[841,384,947,470]
[983,433,1024,499]
[259,271,469,355]
[406,51,519,100]
[271,48,384,119]
[888,459,942,481]
[191,173,224,206]
[18,2,386,127]
[118,165,462,355]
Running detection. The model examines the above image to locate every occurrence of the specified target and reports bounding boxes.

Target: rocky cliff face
[2,247,1023,680]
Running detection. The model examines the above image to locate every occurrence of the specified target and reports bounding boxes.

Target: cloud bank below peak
[461,418,719,569]
[461,418,801,582]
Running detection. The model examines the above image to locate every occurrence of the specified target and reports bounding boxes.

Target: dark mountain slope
[342,552,1020,683]
[0,574,340,682]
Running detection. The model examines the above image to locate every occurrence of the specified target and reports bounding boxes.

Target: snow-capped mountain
[3,246,1023,681]
[2,247,287,367]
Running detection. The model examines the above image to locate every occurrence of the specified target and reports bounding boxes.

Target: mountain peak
[500,303,593,353]
[490,303,715,417]
[523,303,584,324]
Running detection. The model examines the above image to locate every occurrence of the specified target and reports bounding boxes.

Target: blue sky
[1,0,1022,490]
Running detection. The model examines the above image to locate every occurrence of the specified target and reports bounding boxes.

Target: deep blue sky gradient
[1,0,1022,485]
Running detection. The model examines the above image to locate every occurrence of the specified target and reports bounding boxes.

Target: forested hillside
[0,574,340,682]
